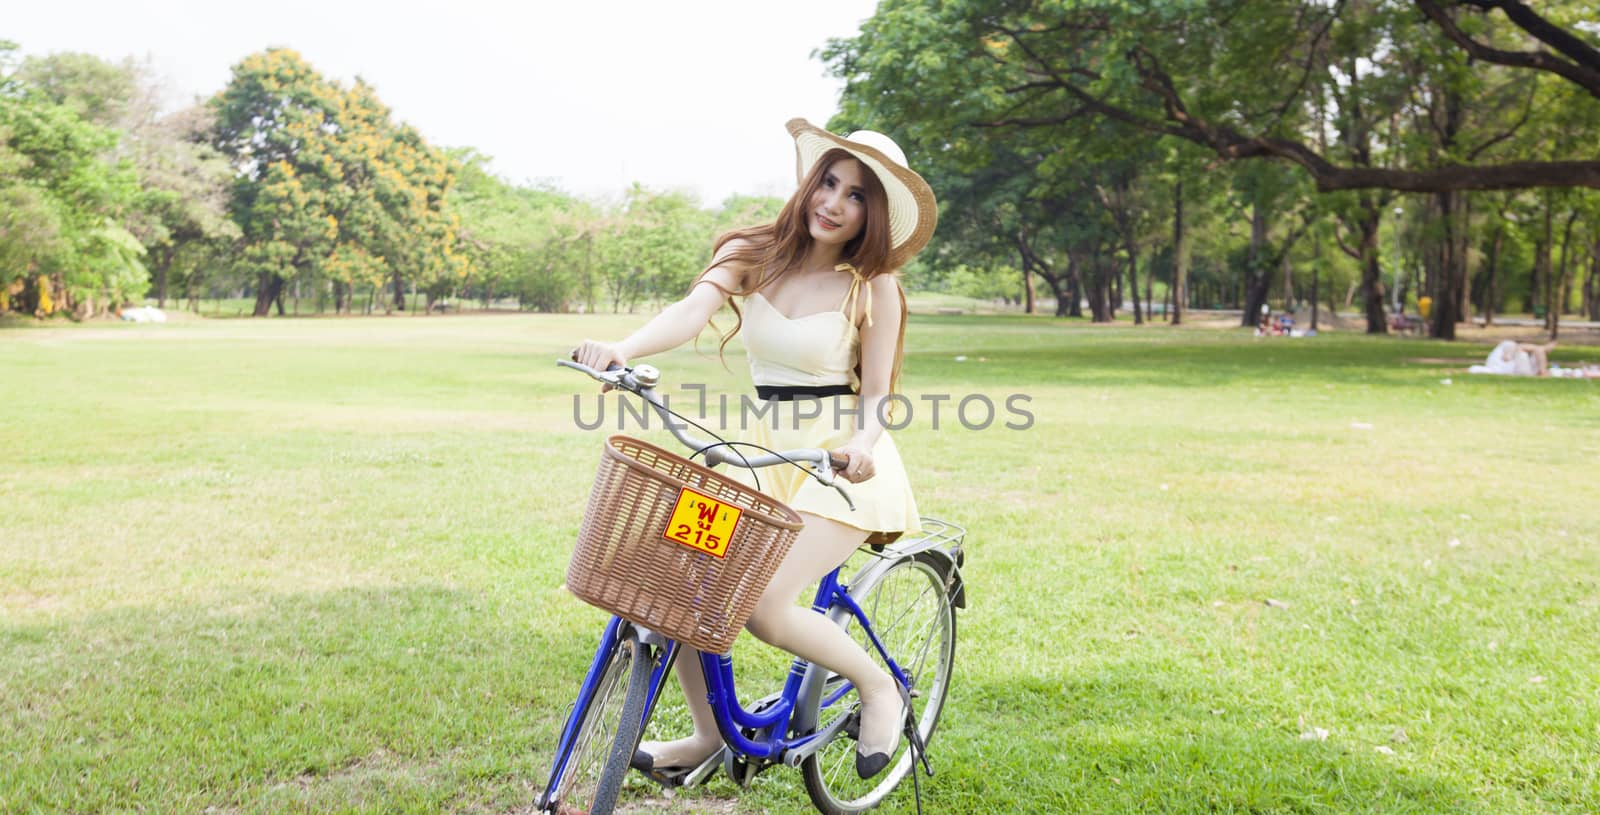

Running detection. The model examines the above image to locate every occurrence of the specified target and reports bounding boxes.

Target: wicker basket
[567,435,803,653]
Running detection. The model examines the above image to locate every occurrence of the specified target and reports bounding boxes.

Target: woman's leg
[635,648,722,768]
[1529,341,1555,375]
[743,514,902,762]
[640,513,899,768]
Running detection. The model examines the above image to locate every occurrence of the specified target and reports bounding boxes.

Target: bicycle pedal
[635,748,722,790]
[843,708,862,741]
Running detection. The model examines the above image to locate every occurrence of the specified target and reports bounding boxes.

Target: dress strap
[835,263,873,329]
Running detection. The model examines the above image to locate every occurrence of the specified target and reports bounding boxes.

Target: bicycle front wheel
[543,634,654,815]
[802,554,957,814]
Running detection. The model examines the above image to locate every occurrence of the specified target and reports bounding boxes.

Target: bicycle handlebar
[558,358,856,510]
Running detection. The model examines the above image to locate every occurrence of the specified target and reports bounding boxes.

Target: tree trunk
[1145,260,1155,321]
[1433,67,1467,338]
[1052,253,1076,318]
[1552,207,1578,339]
[1421,198,1439,325]
[1430,189,1463,340]
[1084,248,1111,322]
[1280,253,1293,312]
[1126,240,1143,325]
[392,271,407,312]
[1310,237,1322,331]
[1242,204,1271,327]
[1359,206,1388,333]
[1458,198,1473,325]
[253,273,283,317]
[1537,195,1553,332]
[1023,262,1036,314]
[1108,255,1120,321]
[183,263,197,313]
[155,245,173,308]
[1067,256,1083,317]
[1014,231,1051,317]
[1171,180,1188,325]
[1039,271,1069,317]
[1484,225,1503,326]
[1021,239,1070,320]
[1587,237,1600,321]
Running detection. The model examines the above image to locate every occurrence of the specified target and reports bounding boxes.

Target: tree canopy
[821,0,1600,337]
[4,14,1598,336]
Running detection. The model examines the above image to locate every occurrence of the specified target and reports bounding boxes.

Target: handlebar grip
[829,452,849,470]
[562,351,621,373]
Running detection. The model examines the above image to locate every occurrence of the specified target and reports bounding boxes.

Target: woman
[571,118,936,781]
[1481,339,1556,376]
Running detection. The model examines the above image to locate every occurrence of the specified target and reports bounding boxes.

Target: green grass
[2,313,1597,814]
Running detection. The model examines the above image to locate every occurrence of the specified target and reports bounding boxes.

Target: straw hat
[786,118,937,269]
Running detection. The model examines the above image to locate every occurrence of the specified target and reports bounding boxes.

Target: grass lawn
[2,312,1597,814]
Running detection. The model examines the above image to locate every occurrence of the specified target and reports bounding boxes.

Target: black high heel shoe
[855,747,894,780]
[630,746,717,788]
[853,696,908,780]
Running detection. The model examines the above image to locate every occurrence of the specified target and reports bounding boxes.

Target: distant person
[1475,339,1556,377]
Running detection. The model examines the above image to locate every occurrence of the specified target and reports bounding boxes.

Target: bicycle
[537,359,967,815]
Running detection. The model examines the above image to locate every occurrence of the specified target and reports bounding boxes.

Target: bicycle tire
[543,635,654,815]
[801,554,957,814]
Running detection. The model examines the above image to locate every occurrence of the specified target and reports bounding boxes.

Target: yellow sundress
[722,268,921,536]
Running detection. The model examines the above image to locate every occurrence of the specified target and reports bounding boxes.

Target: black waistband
[755,384,857,401]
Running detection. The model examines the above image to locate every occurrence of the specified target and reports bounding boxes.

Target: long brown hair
[695,149,910,396]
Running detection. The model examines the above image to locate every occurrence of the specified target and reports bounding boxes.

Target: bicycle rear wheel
[542,634,654,815]
[802,554,957,814]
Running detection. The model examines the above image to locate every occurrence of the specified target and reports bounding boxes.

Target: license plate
[662,486,742,558]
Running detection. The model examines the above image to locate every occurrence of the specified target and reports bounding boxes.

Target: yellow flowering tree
[211,49,467,316]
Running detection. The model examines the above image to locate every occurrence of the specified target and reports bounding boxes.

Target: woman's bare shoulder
[711,237,764,290]
[868,271,905,302]
[702,237,760,292]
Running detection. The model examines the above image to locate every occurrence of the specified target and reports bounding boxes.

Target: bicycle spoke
[804,558,956,813]
[868,579,938,642]
[550,639,639,811]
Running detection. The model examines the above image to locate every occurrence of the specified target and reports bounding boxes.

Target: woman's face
[807,158,869,249]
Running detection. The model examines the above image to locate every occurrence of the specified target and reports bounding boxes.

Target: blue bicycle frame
[544,561,913,792]
[698,564,913,762]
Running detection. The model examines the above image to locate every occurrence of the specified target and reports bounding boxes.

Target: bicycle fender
[914,547,967,610]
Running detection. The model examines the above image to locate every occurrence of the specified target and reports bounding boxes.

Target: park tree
[449,149,601,312]
[597,185,712,312]
[0,43,147,318]
[22,51,242,310]
[210,49,465,316]
[451,162,785,315]
[1228,162,1317,327]
[714,194,784,235]
[17,50,145,126]
[132,104,241,308]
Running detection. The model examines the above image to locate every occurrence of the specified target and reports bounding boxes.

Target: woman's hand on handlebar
[571,340,626,391]
[830,443,876,483]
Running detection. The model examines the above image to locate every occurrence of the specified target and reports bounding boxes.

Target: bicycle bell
[632,364,660,388]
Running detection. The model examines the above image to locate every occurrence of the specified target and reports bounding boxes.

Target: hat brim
[786,118,937,270]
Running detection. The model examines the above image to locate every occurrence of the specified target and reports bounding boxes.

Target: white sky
[6,0,881,207]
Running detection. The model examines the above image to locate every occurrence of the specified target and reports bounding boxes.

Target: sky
[6,0,882,206]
